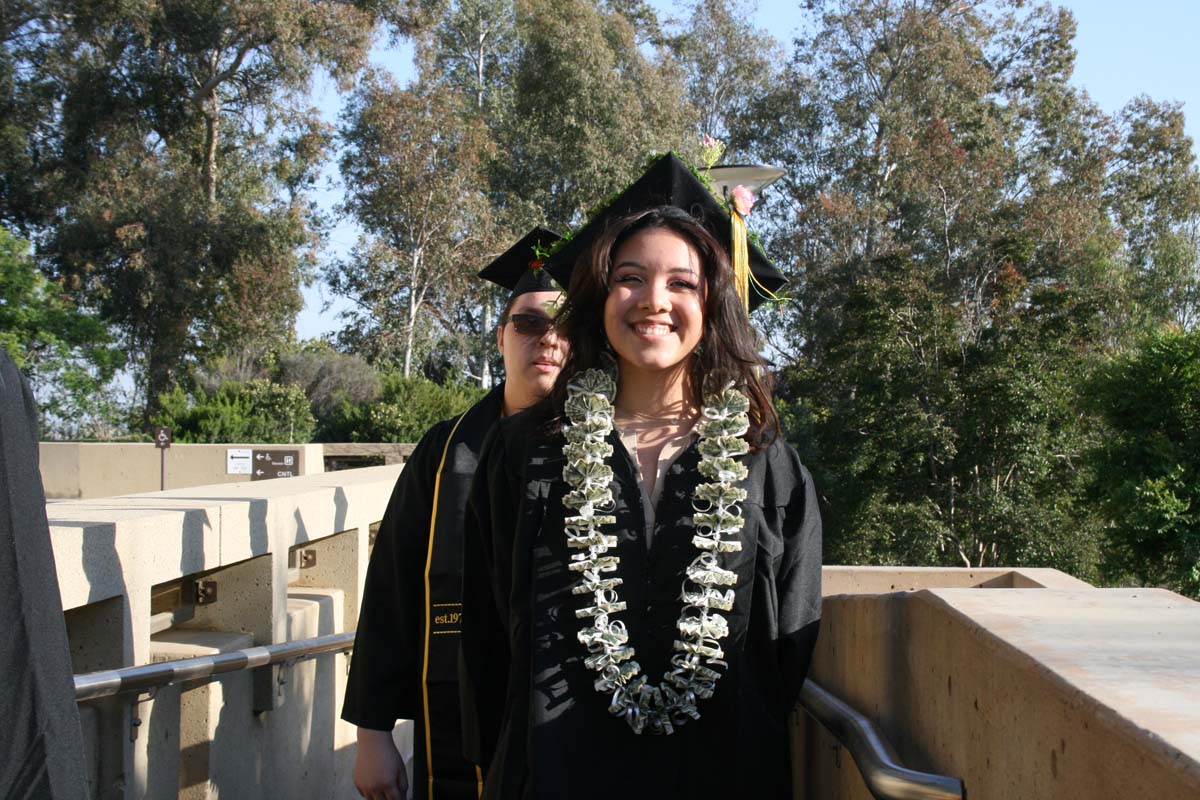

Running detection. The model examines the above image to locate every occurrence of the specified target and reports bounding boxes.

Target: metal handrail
[74,633,964,800]
[74,632,355,703]
[800,680,966,800]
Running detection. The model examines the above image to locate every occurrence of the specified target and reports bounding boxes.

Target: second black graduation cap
[544,152,787,310]
[478,226,563,299]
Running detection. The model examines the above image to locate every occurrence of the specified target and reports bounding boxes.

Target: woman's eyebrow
[612,261,697,276]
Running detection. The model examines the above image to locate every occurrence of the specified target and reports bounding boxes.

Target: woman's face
[603,227,707,379]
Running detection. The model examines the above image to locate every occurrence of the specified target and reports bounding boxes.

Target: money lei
[561,368,750,735]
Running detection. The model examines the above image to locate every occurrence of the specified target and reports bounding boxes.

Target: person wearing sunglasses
[495,305,566,415]
[343,228,568,800]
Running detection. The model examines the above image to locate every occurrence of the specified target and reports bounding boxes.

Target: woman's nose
[638,281,670,311]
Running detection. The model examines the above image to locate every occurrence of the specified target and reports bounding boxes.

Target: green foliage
[787,264,1106,576]
[315,373,486,443]
[155,380,316,444]
[1085,329,1200,597]
[0,226,126,436]
[6,0,401,422]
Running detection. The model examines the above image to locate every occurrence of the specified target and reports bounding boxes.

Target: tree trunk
[203,102,218,205]
[480,297,493,387]
[476,26,486,112]
[142,315,191,426]
[403,281,416,379]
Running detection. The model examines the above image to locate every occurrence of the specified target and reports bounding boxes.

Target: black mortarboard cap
[544,152,787,310]
[478,226,563,299]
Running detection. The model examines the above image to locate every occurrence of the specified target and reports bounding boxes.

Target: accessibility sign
[154,427,172,449]
[250,449,299,481]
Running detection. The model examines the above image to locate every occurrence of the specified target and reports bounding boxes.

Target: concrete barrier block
[290,528,362,632]
[821,565,1093,595]
[52,466,403,799]
[800,587,1200,800]
[257,593,344,798]
[49,501,221,611]
[178,554,279,712]
[150,630,255,800]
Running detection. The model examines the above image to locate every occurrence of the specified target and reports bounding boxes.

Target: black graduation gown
[343,384,505,800]
[460,405,822,800]
[0,352,88,799]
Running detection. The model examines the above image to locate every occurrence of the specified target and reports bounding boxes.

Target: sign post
[153,427,173,490]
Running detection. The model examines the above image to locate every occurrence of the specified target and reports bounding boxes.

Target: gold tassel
[731,209,750,313]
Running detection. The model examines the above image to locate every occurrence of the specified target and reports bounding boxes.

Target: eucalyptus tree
[410,0,701,386]
[332,67,494,377]
[495,0,698,230]
[1105,97,1200,329]
[742,0,1198,574]
[667,0,783,153]
[428,0,520,385]
[0,0,64,231]
[28,0,408,420]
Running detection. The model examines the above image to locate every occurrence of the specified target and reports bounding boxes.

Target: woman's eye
[613,273,642,285]
[672,279,699,291]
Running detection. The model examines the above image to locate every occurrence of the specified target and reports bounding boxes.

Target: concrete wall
[41,442,325,499]
[795,568,1200,800]
[52,465,403,800]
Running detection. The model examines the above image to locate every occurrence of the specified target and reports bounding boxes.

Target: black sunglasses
[507,313,555,337]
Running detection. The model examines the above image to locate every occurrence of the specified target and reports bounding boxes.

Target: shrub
[313,374,487,442]
[155,379,316,443]
[1085,329,1200,597]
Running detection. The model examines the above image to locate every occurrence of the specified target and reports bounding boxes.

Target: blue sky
[294,0,1200,341]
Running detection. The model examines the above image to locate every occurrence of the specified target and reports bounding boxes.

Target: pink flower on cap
[732,184,755,216]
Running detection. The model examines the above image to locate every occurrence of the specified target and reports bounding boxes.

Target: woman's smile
[631,321,674,336]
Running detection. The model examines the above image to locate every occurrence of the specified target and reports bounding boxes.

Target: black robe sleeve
[342,420,453,729]
[767,441,823,709]
[458,422,518,769]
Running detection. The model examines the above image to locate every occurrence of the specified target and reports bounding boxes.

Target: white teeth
[634,323,671,335]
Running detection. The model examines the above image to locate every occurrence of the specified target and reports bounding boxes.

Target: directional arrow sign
[226,448,252,475]
[250,449,300,481]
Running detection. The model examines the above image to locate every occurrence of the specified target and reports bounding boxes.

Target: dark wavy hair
[549,206,779,449]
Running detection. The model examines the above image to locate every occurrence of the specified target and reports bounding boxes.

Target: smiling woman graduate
[342,227,566,800]
[459,154,823,800]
